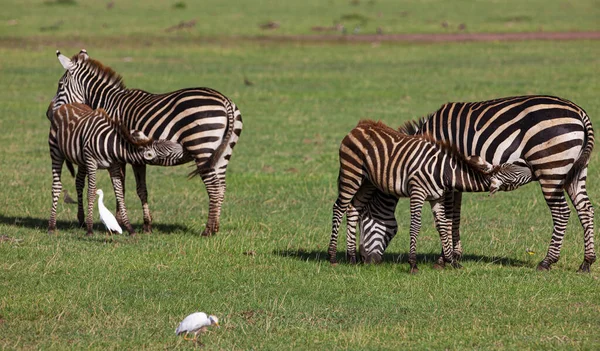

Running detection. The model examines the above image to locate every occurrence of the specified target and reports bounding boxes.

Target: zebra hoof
[48,229,56,235]
[536,262,551,271]
[86,231,94,237]
[577,262,591,273]
[409,266,419,274]
[143,223,152,234]
[201,227,216,236]
[433,262,445,270]
[348,256,357,265]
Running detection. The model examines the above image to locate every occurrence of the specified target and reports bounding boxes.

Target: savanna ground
[0,0,599,349]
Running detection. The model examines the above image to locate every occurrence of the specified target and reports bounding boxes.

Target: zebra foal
[49,49,242,235]
[329,120,532,273]
[358,95,595,272]
[48,102,185,236]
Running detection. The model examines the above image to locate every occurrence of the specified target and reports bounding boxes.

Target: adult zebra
[357,95,595,272]
[329,120,532,272]
[48,50,243,235]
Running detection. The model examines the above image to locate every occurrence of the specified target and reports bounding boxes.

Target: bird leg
[193,331,205,346]
[183,332,193,341]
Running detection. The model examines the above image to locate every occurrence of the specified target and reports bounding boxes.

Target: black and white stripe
[48,103,185,235]
[49,50,243,235]
[359,95,595,272]
[329,120,532,273]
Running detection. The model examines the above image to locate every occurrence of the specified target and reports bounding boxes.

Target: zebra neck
[87,86,126,116]
[122,144,147,164]
[450,160,491,193]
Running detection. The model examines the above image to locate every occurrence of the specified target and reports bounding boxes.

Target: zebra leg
[199,169,225,236]
[49,158,64,234]
[329,198,351,264]
[450,192,463,259]
[115,164,126,227]
[437,192,463,267]
[132,164,152,233]
[85,166,98,236]
[430,198,459,269]
[346,182,376,264]
[408,192,426,274]
[76,168,86,227]
[109,165,135,235]
[345,204,360,264]
[537,182,571,271]
[565,167,596,272]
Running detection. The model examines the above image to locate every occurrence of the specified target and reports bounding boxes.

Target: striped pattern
[329,120,532,272]
[49,50,243,235]
[48,103,186,236]
[359,95,595,272]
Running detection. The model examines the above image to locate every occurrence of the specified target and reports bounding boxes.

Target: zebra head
[465,156,533,194]
[488,163,533,195]
[129,130,187,166]
[149,140,188,166]
[47,49,90,119]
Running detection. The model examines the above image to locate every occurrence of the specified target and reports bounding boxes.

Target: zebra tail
[564,112,595,187]
[188,96,236,178]
[66,161,76,178]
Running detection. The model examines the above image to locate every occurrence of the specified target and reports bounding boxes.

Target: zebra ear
[130,130,151,144]
[466,155,494,173]
[56,50,74,71]
[79,49,89,61]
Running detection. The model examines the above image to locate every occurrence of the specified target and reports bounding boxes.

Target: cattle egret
[95,189,122,234]
[176,312,219,343]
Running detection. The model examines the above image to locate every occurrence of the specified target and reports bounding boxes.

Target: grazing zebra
[48,102,186,236]
[358,95,595,272]
[329,120,533,273]
[48,49,243,235]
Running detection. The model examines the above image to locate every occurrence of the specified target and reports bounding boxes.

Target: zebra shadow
[275,249,529,267]
[0,214,189,234]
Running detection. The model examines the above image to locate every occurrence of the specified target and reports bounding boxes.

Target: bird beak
[215,322,220,327]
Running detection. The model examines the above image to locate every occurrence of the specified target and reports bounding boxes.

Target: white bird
[95,189,122,234]
[175,312,219,343]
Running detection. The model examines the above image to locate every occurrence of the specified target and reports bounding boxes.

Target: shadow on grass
[275,249,529,267]
[0,214,190,234]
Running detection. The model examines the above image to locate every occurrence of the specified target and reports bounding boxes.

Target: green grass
[1,1,600,350]
[1,0,598,39]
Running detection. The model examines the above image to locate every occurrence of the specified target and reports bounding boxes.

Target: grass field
[1,1,600,350]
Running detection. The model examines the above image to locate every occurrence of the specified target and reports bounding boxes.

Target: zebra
[357,95,595,272]
[48,102,187,236]
[329,120,533,273]
[48,49,243,235]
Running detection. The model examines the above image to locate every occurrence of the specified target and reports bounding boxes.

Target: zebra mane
[71,54,126,90]
[415,133,498,176]
[397,115,430,135]
[94,108,153,147]
[357,120,496,176]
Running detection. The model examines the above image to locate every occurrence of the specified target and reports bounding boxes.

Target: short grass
[1,0,599,39]
[1,1,600,350]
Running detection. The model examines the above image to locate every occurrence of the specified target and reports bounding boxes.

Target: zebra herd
[46,50,595,273]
